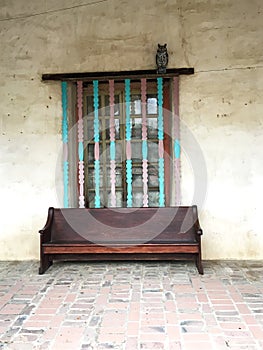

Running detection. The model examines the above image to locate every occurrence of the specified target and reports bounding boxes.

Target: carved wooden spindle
[77,81,85,208]
[141,78,148,207]
[157,77,165,207]
[93,80,100,208]
[61,81,69,208]
[109,80,116,207]
[125,79,132,207]
[173,76,181,205]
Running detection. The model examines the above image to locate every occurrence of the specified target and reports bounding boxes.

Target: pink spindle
[141,78,148,207]
[158,139,164,159]
[109,80,116,207]
[77,81,85,208]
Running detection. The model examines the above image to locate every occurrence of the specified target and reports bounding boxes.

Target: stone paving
[0,260,262,350]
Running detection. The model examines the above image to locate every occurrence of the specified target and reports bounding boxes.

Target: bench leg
[39,255,53,275]
[195,254,204,275]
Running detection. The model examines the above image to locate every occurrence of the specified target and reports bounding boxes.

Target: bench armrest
[197,228,203,235]
[39,207,54,242]
[192,205,203,236]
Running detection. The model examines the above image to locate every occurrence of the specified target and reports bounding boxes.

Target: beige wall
[0,0,262,259]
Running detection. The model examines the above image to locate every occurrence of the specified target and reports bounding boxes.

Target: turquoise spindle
[173,76,181,205]
[61,81,69,208]
[174,139,181,159]
[125,79,131,141]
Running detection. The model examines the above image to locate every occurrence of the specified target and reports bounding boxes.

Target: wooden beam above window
[42,68,194,82]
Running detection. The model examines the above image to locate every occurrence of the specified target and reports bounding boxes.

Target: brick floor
[0,260,262,349]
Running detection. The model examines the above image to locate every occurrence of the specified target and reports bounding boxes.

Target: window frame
[42,68,195,208]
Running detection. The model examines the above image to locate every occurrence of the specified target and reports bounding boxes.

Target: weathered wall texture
[0,0,262,259]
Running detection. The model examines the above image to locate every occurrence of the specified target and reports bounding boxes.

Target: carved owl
[156,43,168,74]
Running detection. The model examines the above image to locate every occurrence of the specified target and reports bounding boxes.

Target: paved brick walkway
[0,260,262,350]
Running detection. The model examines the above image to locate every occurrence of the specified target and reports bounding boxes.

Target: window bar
[61,81,69,208]
[109,80,116,207]
[157,77,165,207]
[93,80,100,208]
[125,79,132,207]
[77,81,85,208]
[141,78,148,207]
[173,76,181,205]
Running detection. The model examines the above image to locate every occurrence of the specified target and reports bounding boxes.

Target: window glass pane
[130,95,141,115]
[105,119,110,140]
[86,119,94,140]
[148,165,159,187]
[133,192,143,207]
[147,95,157,114]
[132,167,142,187]
[147,118,158,139]
[87,191,95,208]
[115,119,120,139]
[106,167,111,187]
[87,144,94,163]
[115,167,123,187]
[86,96,93,115]
[131,118,142,139]
[148,141,158,162]
[104,146,109,163]
[100,172,105,188]
[148,191,159,206]
[131,142,142,163]
[115,142,123,163]
[116,191,123,207]
[87,168,95,187]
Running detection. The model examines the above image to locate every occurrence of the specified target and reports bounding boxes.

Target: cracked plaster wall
[0,0,262,259]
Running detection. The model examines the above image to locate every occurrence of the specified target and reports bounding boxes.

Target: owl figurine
[156,43,169,74]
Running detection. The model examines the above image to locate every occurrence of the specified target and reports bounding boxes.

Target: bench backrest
[50,206,198,244]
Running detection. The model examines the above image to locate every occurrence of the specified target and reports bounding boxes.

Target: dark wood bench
[38,206,204,274]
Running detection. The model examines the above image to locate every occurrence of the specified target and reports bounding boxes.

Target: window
[47,69,195,208]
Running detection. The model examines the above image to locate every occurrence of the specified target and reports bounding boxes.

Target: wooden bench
[38,206,204,274]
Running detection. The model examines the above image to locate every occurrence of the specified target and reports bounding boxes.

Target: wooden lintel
[42,68,194,82]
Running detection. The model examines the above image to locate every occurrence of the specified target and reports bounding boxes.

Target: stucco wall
[0,0,262,260]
